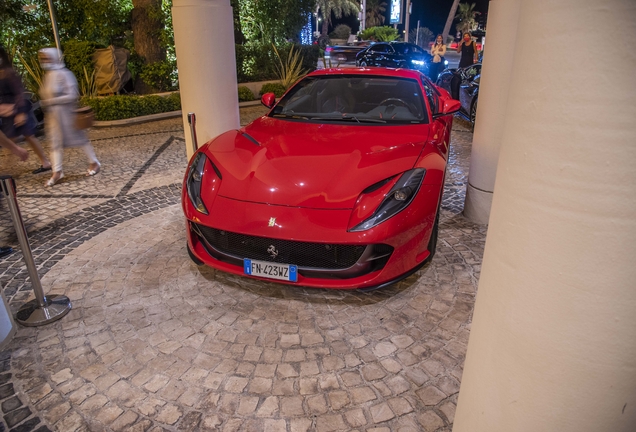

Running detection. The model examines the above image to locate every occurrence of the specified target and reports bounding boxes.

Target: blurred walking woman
[0,45,52,173]
[429,34,446,81]
[38,48,100,187]
[457,32,478,68]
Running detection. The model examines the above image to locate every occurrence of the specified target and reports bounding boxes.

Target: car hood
[205,117,430,209]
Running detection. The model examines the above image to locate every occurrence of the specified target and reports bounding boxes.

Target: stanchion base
[16,295,72,327]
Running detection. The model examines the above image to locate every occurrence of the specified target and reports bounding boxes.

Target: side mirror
[433,98,461,118]
[261,92,276,109]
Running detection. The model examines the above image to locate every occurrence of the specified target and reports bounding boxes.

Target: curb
[92,100,263,128]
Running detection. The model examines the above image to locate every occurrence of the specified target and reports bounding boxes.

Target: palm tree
[455,2,480,35]
[317,0,360,37]
[442,0,461,44]
[365,0,387,28]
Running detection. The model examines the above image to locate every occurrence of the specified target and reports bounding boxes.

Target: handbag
[74,106,94,129]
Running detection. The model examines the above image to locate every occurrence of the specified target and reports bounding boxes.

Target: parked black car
[436,63,481,123]
[356,42,432,73]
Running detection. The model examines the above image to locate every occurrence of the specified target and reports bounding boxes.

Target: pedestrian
[0,46,52,174]
[456,32,479,68]
[429,34,447,81]
[0,129,28,258]
[38,48,100,187]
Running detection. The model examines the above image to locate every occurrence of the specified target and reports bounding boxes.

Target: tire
[360,60,367,67]
[427,210,440,262]
[470,98,478,124]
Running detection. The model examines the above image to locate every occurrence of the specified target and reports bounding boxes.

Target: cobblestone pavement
[0,109,486,432]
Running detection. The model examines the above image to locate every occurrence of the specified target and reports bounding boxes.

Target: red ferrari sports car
[182,67,460,290]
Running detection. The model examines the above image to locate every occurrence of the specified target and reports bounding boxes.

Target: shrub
[63,40,100,84]
[259,83,286,97]
[360,26,399,42]
[238,86,255,102]
[330,24,352,40]
[139,60,178,92]
[81,93,181,121]
[235,44,319,83]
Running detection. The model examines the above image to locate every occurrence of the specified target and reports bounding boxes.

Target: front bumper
[182,187,441,289]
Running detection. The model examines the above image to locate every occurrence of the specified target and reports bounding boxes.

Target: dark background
[335,0,490,38]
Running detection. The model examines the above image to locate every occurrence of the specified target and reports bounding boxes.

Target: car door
[365,43,390,67]
[459,64,481,115]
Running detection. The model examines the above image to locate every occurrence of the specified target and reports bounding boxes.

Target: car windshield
[393,44,425,55]
[269,75,428,124]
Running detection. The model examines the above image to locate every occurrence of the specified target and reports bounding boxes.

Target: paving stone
[350,386,378,404]
[4,406,32,427]
[280,396,305,416]
[417,410,446,431]
[416,385,447,406]
[316,414,347,432]
[344,408,367,427]
[110,410,139,431]
[156,404,183,425]
[1,396,22,413]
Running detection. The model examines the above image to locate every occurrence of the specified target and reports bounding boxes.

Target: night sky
[337,0,490,37]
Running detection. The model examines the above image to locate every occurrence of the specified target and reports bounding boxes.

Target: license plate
[244,259,298,282]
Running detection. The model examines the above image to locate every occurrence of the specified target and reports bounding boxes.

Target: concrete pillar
[453,0,636,431]
[0,286,16,350]
[462,0,521,224]
[172,0,240,159]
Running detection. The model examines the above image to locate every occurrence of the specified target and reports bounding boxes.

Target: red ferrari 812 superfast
[182,67,460,290]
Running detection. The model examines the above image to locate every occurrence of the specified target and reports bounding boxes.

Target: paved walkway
[0,108,485,432]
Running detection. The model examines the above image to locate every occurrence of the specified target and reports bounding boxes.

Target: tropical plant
[14,51,44,95]
[442,0,461,43]
[410,27,434,49]
[239,0,316,44]
[330,24,352,40]
[455,3,480,35]
[360,26,399,42]
[273,44,308,89]
[365,0,387,27]
[79,66,98,98]
[317,0,360,37]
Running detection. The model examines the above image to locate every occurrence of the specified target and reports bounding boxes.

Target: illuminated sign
[390,0,403,24]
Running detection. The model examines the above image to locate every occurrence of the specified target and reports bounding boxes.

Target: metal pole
[416,20,420,46]
[45,0,62,51]
[187,112,199,152]
[0,176,71,326]
[361,0,367,32]
[404,0,411,42]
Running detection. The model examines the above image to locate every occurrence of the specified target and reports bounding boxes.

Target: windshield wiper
[272,113,310,120]
[311,114,386,124]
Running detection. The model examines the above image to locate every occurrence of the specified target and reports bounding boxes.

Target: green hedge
[81,93,182,121]
[235,44,320,83]
[259,83,286,97]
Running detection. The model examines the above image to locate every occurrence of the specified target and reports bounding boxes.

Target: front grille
[194,224,366,269]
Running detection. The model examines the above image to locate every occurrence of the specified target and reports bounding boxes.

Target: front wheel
[470,99,478,124]
[426,210,440,262]
[360,60,367,67]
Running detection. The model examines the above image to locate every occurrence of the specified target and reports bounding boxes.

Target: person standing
[38,48,100,187]
[429,34,447,81]
[457,32,479,68]
[0,46,52,174]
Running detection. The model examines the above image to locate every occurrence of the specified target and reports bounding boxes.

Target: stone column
[453,0,636,430]
[172,0,240,159]
[462,0,521,224]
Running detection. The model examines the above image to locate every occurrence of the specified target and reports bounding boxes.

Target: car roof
[308,67,425,80]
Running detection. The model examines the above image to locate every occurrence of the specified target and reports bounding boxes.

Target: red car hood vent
[210,118,429,209]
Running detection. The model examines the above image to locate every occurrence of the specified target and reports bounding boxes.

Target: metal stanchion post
[0,176,71,326]
[187,112,199,152]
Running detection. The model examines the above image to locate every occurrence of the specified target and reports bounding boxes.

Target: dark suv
[356,42,432,73]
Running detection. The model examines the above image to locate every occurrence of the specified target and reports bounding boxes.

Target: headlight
[411,59,425,66]
[186,152,208,214]
[444,60,449,66]
[349,168,426,232]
